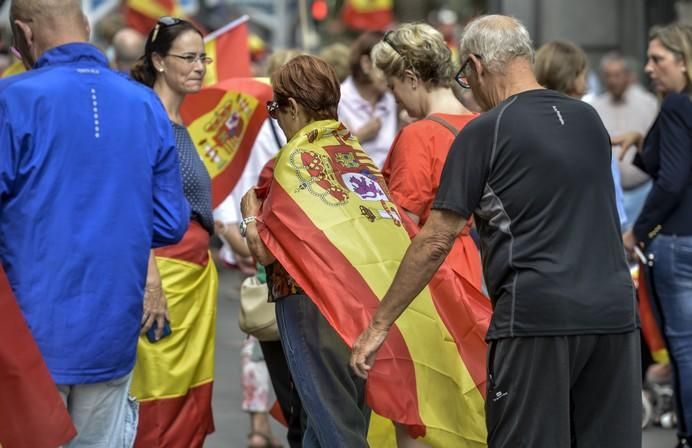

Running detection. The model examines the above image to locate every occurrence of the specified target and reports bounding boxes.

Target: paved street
[205,265,677,448]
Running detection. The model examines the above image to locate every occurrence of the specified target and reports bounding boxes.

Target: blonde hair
[649,23,692,94]
[534,40,587,95]
[371,23,454,87]
[266,49,306,77]
[319,43,350,83]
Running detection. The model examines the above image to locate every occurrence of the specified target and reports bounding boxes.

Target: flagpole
[298,0,310,50]
[204,15,250,43]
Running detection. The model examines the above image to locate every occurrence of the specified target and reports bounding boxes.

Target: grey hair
[599,51,637,73]
[458,15,534,74]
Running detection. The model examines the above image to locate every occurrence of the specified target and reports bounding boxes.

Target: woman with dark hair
[339,31,398,168]
[129,17,219,447]
[616,23,692,448]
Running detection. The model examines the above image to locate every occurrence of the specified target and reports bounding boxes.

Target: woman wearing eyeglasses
[374,23,483,291]
[129,17,218,447]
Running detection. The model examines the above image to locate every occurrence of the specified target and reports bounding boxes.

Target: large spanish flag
[131,221,218,447]
[257,120,491,446]
[0,267,76,448]
[341,0,394,31]
[124,0,185,35]
[202,16,252,86]
[181,77,273,208]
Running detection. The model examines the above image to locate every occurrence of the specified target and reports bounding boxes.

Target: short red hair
[270,55,340,121]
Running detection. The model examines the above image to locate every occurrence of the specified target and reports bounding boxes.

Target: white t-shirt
[213,118,284,264]
[588,85,659,189]
[338,76,397,168]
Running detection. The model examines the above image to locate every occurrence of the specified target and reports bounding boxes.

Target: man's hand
[350,323,390,379]
[622,229,638,254]
[611,131,644,161]
[355,117,382,143]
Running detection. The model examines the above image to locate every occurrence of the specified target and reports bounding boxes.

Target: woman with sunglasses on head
[129,17,218,447]
[374,23,483,290]
[614,23,692,448]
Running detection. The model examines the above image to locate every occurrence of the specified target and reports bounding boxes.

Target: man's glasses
[455,54,481,89]
[152,16,183,43]
[167,53,213,65]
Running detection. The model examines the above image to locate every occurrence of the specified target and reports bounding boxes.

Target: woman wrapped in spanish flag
[241,54,491,448]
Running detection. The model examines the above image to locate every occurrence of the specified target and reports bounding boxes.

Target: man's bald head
[10,0,89,68]
[112,28,145,73]
[11,0,83,24]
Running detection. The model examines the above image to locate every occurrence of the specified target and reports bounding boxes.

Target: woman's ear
[403,69,418,89]
[287,98,299,119]
[152,52,165,73]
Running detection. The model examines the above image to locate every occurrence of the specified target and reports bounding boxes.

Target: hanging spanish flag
[1,60,25,78]
[633,264,669,364]
[341,0,394,31]
[180,77,273,208]
[0,267,77,448]
[202,16,252,86]
[257,120,491,447]
[124,0,185,35]
[131,222,218,447]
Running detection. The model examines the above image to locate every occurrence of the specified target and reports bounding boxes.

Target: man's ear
[14,19,33,48]
[470,54,484,79]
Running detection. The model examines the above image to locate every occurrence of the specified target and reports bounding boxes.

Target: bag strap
[425,114,459,136]
[269,119,283,149]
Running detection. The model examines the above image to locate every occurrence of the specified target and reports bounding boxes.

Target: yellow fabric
[652,349,670,365]
[1,61,25,78]
[127,0,184,18]
[347,0,392,12]
[203,40,218,87]
[131,255,217,400]
[273,120,486,447]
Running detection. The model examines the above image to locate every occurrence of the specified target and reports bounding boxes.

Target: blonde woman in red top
[374,23,483,289]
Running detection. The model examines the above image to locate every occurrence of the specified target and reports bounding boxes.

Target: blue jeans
[650,234,692,438]
[276,294,370,448]
[57,372,138,448]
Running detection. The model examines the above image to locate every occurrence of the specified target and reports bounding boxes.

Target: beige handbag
[238,276,280,341]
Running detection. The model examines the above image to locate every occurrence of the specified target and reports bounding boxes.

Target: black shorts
[486,331,642,448]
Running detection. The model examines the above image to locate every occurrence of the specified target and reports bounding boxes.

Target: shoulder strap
[268,119,283,149]
[425,114,459,136]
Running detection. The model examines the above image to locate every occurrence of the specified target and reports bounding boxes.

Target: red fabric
[211,22,252,81]
[383,113,483,289]
[258,182,427,435]
[0,268,76,448]
[180,78,273,208]
[134,382,214,448]
[341,2,393,31]
[154,220,210,266]
[637,263,667,356]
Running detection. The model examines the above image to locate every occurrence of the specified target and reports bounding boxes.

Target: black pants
[486,331,642,448]
[259,339,305,448]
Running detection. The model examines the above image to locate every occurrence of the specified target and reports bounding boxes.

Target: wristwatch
[239,216,257,238]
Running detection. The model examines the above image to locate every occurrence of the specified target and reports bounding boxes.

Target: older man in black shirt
[351,14,641,448]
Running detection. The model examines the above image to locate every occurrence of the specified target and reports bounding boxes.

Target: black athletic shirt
[433,89,638,340]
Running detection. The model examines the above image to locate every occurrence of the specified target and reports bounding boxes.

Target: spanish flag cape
[130,222,218,447]
[0,267,76,448]
[257,120,491,447]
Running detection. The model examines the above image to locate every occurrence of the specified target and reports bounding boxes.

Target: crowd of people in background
[1,0,691,447]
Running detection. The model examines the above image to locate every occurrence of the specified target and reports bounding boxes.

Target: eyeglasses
[167,53,214,65]
[455,54,481,89]
[266,100,285,119]
[152,16,183,43]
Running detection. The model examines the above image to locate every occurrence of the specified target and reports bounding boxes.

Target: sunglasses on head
[152,16,184,43]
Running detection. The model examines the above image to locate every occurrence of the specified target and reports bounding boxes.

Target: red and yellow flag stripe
[131,221,218,447]
[341,0,394,31]
[258,120,490,447]
[181,77,273,208]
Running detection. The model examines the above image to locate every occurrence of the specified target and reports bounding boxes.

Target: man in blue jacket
[0,0,190,445]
